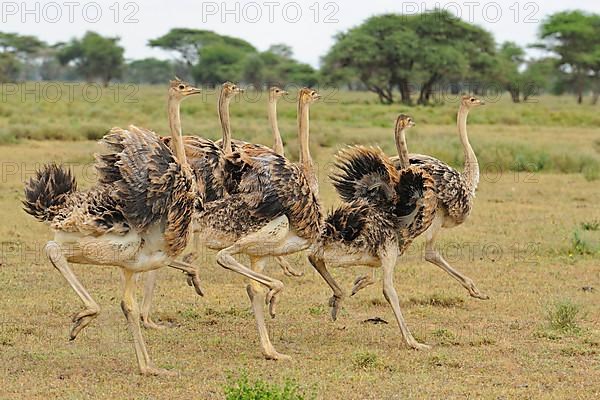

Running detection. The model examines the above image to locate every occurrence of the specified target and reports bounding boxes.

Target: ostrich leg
[308,254,345,321]
[45,241,100,340]
[140,270,170,330]
[275,256,303,277]
[215,216,290,318]
[120,269,177,376]
[246,257,290,360]
[423,219,489,300]
[380,244,430,351]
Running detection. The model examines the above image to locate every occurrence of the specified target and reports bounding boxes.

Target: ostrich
[215,85,288,156]
[268,86,288,156]
[23,80,202,375]
[191,87,323,360]
[140,83,298,329]
[350,96,489,299]
[309,114,438,350]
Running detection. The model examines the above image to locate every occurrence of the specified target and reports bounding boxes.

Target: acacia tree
[149,28,256,83]
[538,11,600,104]
[322,14,418,104]
[57,32,124,86]
[412,11,496,104]
[321,11,497,105]
[0,32,45,81]
[243,44,318,88]
[493,42,526,103]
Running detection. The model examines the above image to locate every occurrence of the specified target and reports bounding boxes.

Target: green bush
[546,300,582,334]
[225,374,313,400]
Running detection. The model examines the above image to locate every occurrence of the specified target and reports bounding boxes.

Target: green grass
[352,351,379,370]
[225,374,314,400]
[570,221,600,255]
[1,85,600,399]
[1,83,600,178]
[546,300,583,335]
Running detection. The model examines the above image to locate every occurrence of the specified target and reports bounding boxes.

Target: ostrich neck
[218,94,232,154]
[394,126,409,169]
[269,99,284,156]
[458,105,479,194]
[298,102,318,195]
[167,96,188,166]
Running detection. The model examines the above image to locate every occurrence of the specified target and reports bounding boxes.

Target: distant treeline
[1,9,599,104]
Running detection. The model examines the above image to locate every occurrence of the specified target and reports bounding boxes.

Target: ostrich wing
[96,125,194,234]
[392,154,473,223]
[330,146,399,207]
[393,166,438,246]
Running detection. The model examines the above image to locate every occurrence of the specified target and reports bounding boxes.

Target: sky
[3,0,600,67]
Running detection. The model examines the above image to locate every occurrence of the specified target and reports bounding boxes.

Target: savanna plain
[0,85,599,399]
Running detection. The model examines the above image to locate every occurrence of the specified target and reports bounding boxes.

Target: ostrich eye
[275,89,280,93]
[178,84,185,90]
[311,91,316,95]
[470,97,475,102]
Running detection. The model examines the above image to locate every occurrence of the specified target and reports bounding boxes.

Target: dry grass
[0,90,599,399]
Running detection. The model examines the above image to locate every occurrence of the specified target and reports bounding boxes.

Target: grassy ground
[0,87,599,399]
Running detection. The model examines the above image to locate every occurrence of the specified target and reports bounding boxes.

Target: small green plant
[178,307,202,320]
[581,221,600,231]
[571,230,591,255]
[352,351,379,370]
[308,305,325,316]
[546,300,582,335]
[224,374,312,400]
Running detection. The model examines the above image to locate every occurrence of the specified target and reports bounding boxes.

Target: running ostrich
[310,114,438,350]
[215,85,288,155]
[23,80,202,375]
[190,87,323,360]
[350,96,488,299]
[140,83,298,328]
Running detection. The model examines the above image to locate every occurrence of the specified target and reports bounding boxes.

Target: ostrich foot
[276,257,303,277]
[69,308,99,340]
[329,294,343,321]
[186,270,204,297]
[140,365,179,377]
[409,341,432,351]
[265,281,284,319]
[141,316,172,330]
[351,275,375,296]
[263,350,292,361]
[466,280,489,300]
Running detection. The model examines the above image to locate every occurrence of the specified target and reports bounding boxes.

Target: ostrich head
[298,87,321,105]
[221,81,244,99]
[461,95,485,108]
[169,77,201,100]
[396,114,416,129]
[269,86,288,101]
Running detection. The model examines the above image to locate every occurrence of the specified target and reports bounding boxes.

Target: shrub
[224,374,313,400]
[546,300,582,334]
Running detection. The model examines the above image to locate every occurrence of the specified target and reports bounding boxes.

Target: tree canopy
[322,10,496,105]
[0,32,45,82]
[149,28,317,87]
[2,9,599,105]
[537,10,600,103]
[57,32,124,86]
